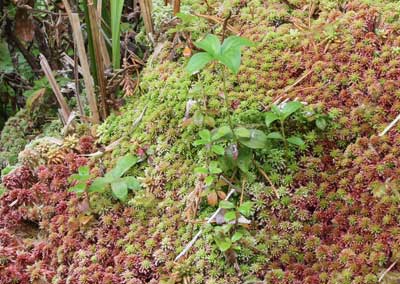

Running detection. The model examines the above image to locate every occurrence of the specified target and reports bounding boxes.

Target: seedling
[89,154,141,201]
[68,165,92,208]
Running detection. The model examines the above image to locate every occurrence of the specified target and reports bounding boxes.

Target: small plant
[89,154,141,201]
[265,101,306,152]
[214,200,254,252]
[68,165,92,207]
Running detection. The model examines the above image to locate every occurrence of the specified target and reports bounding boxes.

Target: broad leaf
[219,200,235,209]
[89,177,110,193]
[265,112,279,127]
[234,127,251,138]
[78,166,90,176]
[68,173,89,182]
[266,132,284,140]
[212,144,225,155]
[214,236,232,252]
[224,210,237,222]
[219,47,241,74]
[124,176,141,190]
[281,101,303,120]
[109,154,138,178]
[316,117,327,130]
[238,201,253,217]
[231,230,244,242]
[212,126,232,141]
[287,136,305,147]
[199,129,212,142]
[194,167,208,174]
[209,161,222,174]
[237,147,252,173]
[193,139,208,146]
[68,183,86,194]
[186,52,213,74]
[194,34,221,57]
[220,36,254,54]
[205,175,214,186]
[238,129,268,149]
[111,180,128,201]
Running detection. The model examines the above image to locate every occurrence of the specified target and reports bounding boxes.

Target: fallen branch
[378,260,398,282]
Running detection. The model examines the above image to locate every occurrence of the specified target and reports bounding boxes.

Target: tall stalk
[111,0,124,70]
[221,67,237,142]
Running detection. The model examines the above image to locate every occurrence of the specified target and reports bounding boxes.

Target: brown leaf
[79,214,93,226]
[15,8,35,42]
[183,46,192,57]
[217,190,226,200]
[207,191,218,206]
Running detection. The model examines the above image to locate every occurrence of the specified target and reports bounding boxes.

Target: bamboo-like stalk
[173,0,180,15]
[88,0,108,119]
[138,0,154,35]
[62,0,99,123]
[39,54,71,124]
[68,13,100,123]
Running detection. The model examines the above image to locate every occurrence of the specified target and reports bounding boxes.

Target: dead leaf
[207,191,218,206]
[183,46,192,57]
[15,8,35,42]
[79,214,93,226]
[217,190,226,200]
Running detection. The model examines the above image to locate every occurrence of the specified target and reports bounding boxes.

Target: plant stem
[280,120,288,155]
[221,67,237,141]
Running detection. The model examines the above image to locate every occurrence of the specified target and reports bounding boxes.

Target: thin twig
[378,260,398,282]
[254,162,279,198]
[379,113,400,137]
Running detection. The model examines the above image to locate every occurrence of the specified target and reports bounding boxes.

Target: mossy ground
[1,0,400,283]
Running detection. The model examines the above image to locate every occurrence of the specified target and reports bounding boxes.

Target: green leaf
[281,101,303,120]
[237,148,252,173]
[231,230,244,242]
[68,183,86,194]
[211,126,232,141]
[224,210,237,222]
[194,167,208,174]
[209,161,222,174]
[193,139,208,146]
[186,52,214,74]
[238,201,253,217]
[78,166,90,176]
[238,129,268,149]
[110,154,139,178]
[218,47,241,74]
[89,177,110,193]
[212,144,225,155]
[111,180,128,201]
[214,236,232,252]
[234,127,251,138]
[287,136,305,147]
[194,34,221,57]
[199,129,212,142]
[220,36,254,54]
[205,175,214,186]
[316,118,327,130]
[265,112,279,127]
[219,200,235,209]
[266,132,284,140]
[68,173,88,183]
[219,36,254,74]
[124,176,141,190]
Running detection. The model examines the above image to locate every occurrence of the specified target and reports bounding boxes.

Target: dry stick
[282,69,314,94]
[379,113,400,137]
[254,162,279,198]
[378,260,398,282]
[73,42,85,120]
[88,0,108,119]
[175,177,238,262]
[139,0,154,35]
[173,0,180,15]
[39,54,71,124]
[69,11,100,124]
